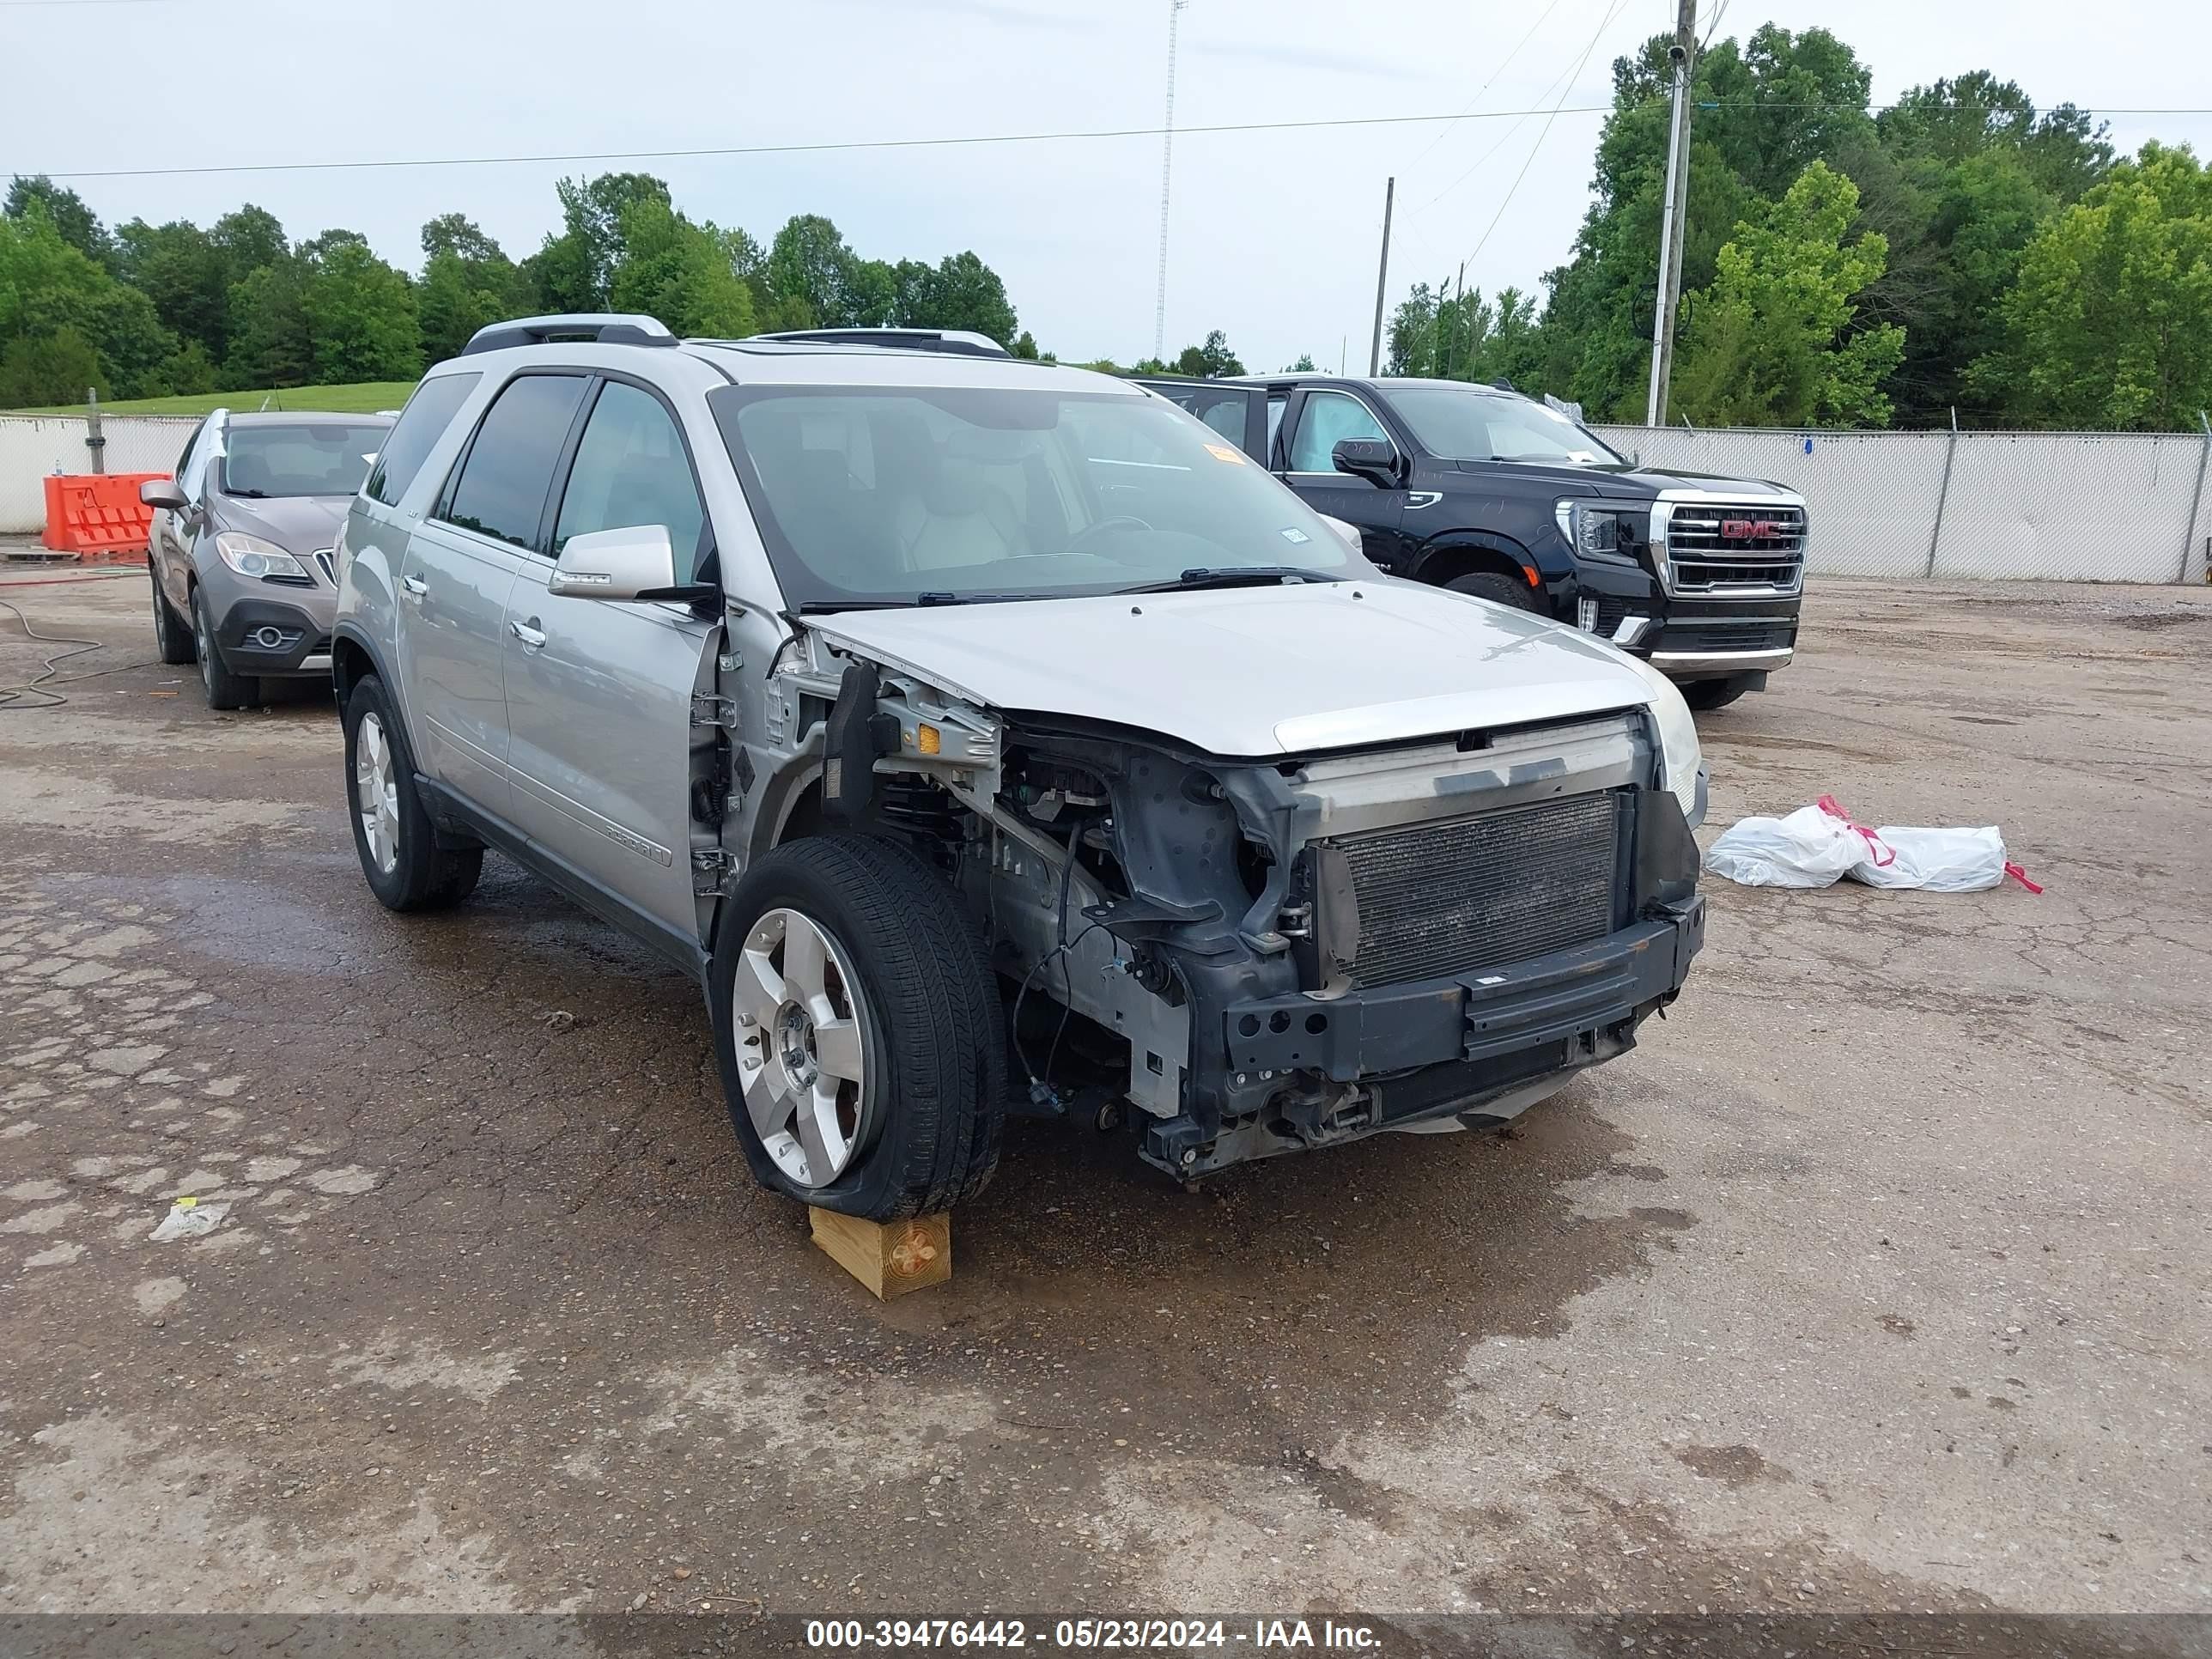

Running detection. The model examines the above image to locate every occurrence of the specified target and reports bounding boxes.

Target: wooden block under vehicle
[808,1207,951,1299]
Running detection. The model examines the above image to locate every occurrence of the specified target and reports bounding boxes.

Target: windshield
[1388,386,1623,467]
[218,422,388,498]
[709,385,1364,607]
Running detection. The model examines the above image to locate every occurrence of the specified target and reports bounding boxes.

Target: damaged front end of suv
[742,599,1705,1183]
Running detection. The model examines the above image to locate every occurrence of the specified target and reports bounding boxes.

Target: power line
[21,102,2212,183]
[1455,0,1637,270]
[1401,0,1569,173]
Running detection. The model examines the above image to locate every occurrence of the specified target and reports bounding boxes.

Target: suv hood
[808,580,1656,757]
[210,493,349,551]
[1449,458,1800,503]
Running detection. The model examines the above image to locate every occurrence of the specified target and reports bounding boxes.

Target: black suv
[1133,374,1807,710]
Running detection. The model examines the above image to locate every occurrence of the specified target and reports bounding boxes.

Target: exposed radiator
[1337,792,1620,988]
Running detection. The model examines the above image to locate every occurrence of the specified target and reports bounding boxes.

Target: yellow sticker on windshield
[1204,443,1247,465]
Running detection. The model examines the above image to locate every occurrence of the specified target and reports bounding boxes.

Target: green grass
[5,380,419,418]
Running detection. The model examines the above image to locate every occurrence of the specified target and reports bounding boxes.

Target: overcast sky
[9,0,2209,371]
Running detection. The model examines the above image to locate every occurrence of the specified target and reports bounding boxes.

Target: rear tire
[150,565,194,665]
[1444,569,1543,612]
[1682,678,1748,712]
[191,587,258,710]
[711,835,1006,1221]
[343,674,483,912]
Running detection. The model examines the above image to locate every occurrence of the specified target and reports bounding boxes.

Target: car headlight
[213,532,309,581]
[1553,499,1634,562]
[1624,653,1705,825]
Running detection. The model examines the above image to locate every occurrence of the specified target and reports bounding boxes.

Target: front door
[398,370,591,816]
[153,415,214,615]
[501,377,717,949]
[1280,387,1407,572]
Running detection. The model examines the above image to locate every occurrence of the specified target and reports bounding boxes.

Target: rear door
[1279,386,1408,571]
[398,370,591,818]
[501,374,718,951]
[1129,379,1269,462]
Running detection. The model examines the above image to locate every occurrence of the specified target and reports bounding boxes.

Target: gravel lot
[1,562,2207,1632]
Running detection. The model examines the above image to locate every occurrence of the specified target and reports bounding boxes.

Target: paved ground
[1,561,2208,1628]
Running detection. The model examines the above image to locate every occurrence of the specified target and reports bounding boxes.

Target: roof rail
[460,313,677,356]
[745,327,1012,360]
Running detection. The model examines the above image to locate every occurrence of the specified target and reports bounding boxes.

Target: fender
[329,621,420,751]
[1411,527,1551,591]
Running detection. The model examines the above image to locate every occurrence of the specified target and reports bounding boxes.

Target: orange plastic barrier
[40,472,166,560]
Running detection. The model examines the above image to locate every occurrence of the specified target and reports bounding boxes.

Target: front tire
[1444,569,1543,612]
[191,587,258,709]
[150,565,194,665]
[342,674,483,912]
[711,835,1006,1221]
[1682,678,1748,711]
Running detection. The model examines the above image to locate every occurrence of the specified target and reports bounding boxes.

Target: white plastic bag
[1846,823,2008,891]
[1705,795,2040,894]
[1702,804,1867,888]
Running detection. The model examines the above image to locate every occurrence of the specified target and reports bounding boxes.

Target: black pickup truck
[1133,374,1807,709]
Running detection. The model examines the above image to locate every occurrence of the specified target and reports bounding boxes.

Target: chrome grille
[1336,793,1620,988]
[1664,502,1806,593]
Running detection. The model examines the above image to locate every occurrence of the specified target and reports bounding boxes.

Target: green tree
[902,251,1018,344]
[0,325,105,404]
[1167,330,1244,378]
[1285,353,1318,372]
[113,219,230,362]
[416,214,523,361]
[300,238,422,383]
[1671,161,1905,426]
[4,176,112,269]
[1971,142,2212,428]
[526,173,671,311]
[767,215,859,326]
[210,204,289,278]
[224,260,313,388]
[607,198,756,338]
[0,203,182,399]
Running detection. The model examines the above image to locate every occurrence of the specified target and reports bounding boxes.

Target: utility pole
[1644,0,1696,426]
[1152,0,1188,363]
[1368,176,1395,376]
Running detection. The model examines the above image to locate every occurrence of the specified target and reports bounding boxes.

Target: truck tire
[150,565,194,665]
[1445,569,1542,613]
[342,674,483,912]
[711,834,1006,1221]
[191,587,258,709]
[1682,678,1748,711]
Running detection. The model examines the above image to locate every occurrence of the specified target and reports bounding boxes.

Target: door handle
[401,574,428,602]
[508,618,547,649]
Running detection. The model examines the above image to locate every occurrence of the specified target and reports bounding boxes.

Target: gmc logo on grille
[1721,518,1784,539]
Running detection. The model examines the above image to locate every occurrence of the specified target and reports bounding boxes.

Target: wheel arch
[1411,532,1543,595]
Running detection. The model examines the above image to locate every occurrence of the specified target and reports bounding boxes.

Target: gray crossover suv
[142,408,394,708]
[333,315,1708,1219]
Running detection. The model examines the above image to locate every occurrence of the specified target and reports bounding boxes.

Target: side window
[437,374,588,551]
[1288,392,1389,473]
[173,422,202,479]
[552,381,708,575]
[1267,394,1287,465]
[179,419,219,500]
[367,371,483,508]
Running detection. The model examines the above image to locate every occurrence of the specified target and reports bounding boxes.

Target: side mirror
[1331,437,1400,489]
[1317,514,1364,554]
[140,479,189,512]
[548,524,714,604]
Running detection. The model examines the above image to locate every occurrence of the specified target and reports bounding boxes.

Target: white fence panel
[1593,426,1951,579]
[1594,423,2212,585]
[0,413,199,536]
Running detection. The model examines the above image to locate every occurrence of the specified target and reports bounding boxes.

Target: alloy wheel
[354,711,400,876]
[731,907,874,1188]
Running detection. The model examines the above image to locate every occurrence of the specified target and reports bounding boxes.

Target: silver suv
[332,315,1710,1220]
[142,408,394,708]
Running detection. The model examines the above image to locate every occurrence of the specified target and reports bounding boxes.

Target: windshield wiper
[228,488,274,499]
[1116,566,1339,595]
[794,592,1040,614]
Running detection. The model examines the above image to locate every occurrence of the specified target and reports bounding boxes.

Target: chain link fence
[1590,422,2212,585]
[0,413,199,536]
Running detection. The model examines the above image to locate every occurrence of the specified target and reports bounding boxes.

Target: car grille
[313,548,337,585]
[1336,792,1621,989]
[1663,502,1806,593]
[1656,619,1797,653]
